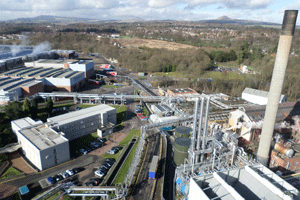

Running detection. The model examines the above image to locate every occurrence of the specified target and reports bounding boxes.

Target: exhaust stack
[257,10,298,166]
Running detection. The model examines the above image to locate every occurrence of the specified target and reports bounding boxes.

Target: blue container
[149,171,155,179]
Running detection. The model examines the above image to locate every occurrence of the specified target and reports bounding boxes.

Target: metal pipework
[191,98,200,151]
[202,97,210,149]
[257,10,298,166]
[196,97,205,163]
[197,97,205,149]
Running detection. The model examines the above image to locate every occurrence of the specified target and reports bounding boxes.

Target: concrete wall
[39,139,70,170]
[189,178,210,200]
[21,81,44,97]
[16,130,42,170]
[53,115,102,140]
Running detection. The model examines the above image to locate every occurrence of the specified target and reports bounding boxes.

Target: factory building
[150,104,174,117]
[11,117,70,171]
[166,88,200,100]
[11,104,116,170]
[2,67,85,92]
[242,87,286,105]
[0,77,44,104]
[228,102,300,142]
[188,164,299,200]
[47,104,116,140]
[24,59,94,79]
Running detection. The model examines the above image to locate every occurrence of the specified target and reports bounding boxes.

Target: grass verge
[112,133,140,185]
[102,85,121,88]
[79,104,97,109]
[1,167,21,180]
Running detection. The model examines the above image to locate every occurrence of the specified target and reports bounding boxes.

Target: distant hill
[5,15,280,26]
[199,16,280,26]
[6,15,104,24]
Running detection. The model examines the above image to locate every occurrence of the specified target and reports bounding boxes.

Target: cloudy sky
[0,0,299,24]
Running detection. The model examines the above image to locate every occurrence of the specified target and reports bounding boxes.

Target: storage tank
[174,137,191,166]
[175,126,192,138]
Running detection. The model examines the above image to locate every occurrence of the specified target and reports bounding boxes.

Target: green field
[102,85,121,88]
[79,104,97,109]
[202,71,246,81]
[1,167,22,180]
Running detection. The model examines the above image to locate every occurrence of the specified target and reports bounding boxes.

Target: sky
[0,0,299,24]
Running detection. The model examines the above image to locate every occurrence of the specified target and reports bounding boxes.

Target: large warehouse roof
[47,104,116,126]
[242,87,285,102]
[1,67,84,80]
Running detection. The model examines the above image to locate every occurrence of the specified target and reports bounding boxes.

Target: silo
[174,137,191,166]
[174,126,192,138]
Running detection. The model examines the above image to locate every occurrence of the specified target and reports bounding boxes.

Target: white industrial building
[188,164,299,200]
[242,88,286,105]
[149,114,178,124]
[48,104,117,140]
[11,104,116,170]
[24,59,94,78]
[11,117,70,171]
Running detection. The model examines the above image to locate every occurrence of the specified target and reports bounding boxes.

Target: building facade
[11,104,117,170]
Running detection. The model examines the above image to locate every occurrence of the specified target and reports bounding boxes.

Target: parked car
[107,149,117,155]
[47,177,55,184]
[72,167,84,174]
[53,174,63,182]
[89,178,102,186]
[91,141,101,148]
[141,117,148,121]
[101,163,110,170]
[98,138,108,143]
[139,116,146,119]
[136,108,142,112]
[103,158,115,167]
[111,146,121,151]
[66,169,74,176]
[85,147,92,152]
[85,181,95,186]
[137,113,143,116]
[95,170,106,178]
[79,148,88,155]
[60,172,70,179]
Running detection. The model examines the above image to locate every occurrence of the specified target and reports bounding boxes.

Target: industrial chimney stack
[257,10,298,166]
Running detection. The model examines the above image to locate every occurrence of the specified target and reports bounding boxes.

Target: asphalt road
[1,154,105,189]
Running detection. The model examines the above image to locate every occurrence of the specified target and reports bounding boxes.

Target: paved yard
[10,152,36,174]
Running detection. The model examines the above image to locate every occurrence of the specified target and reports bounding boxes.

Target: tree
[46,97,53,117]
[4,101,23,120]
[22,97,30,117]
[31,98,38,119]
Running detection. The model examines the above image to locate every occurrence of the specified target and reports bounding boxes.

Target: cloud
[0,0,290,23]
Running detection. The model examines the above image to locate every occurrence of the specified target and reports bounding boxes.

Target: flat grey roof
[19,124,67,150]
[47,104,116,126]
[169,88,197,94]
[12,117,41,129]
[243,87,285,100]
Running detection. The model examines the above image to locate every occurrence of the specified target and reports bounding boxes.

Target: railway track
[134,79,157,96]
[131,131,160,199]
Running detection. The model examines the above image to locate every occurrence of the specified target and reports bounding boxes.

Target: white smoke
[20,35,29,46]
[31,41,51,55]
[11,44,21,57]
